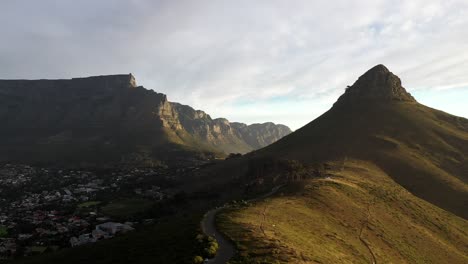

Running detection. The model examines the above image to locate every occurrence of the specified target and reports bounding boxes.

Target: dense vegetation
[100,198,154,219]
[0,225,8,237]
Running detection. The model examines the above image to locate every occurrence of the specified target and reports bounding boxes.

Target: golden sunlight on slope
[218,160,468,264]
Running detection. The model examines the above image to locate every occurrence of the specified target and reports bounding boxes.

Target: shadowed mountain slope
[0,74,291,166]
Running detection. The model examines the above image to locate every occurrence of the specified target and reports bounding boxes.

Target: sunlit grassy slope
[254,101,468,219]
[219,160,468,263]
[201,70,468,262]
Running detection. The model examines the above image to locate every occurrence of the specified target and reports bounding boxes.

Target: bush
[195,234,219,258]
[204,244,217,257]
[193,255,204,264]
[0,226,7,237]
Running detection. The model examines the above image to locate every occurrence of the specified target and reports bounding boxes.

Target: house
[91,229,109,240]
[18,234,33,241]
[69,233,96,247]
[69,237,80,247]
[95,222,134,235]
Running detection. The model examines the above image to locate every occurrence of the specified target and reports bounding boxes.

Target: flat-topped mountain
[0,74,291,166]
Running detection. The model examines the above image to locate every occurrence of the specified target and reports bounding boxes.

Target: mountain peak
[335,64,416,105]
[367,64,390,74]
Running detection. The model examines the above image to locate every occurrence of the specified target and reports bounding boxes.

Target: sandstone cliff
[0,74,291,165]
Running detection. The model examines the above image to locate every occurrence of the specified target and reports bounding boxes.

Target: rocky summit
[0,74,291,166]
[335,64,416,105]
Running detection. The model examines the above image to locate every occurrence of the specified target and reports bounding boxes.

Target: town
[0,163,198,260]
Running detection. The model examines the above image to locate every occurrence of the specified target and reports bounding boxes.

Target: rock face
[0,74,291,165]
[231,122,292,150]
[335,64,416,105]
[158,101,291,154]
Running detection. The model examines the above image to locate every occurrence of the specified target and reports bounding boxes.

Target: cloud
[1,0,467,129]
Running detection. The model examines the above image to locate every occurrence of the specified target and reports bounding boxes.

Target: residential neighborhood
[0,163,197,260]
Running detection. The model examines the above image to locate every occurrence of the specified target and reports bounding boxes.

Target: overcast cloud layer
[1,0,467,130]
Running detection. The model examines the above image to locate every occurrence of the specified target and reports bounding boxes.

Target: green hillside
[214,65,468,262]
[258,101,468,218]
[219,160,468,263]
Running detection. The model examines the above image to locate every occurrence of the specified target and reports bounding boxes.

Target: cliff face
[167,103,292,154]
[0,74,291,165]
[231,122,292,149]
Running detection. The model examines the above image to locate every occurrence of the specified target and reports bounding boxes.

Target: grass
[30,246,48,254]
[101,198,153,218]
[0,225,7,237]
[254,101,468,219]
[218,160,468,263]
[77,201,101,208]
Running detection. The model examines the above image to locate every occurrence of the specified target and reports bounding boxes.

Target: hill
[219,160,468,263]
[0,74,291,166]
[249,64,467,218]
[214,65,468,263]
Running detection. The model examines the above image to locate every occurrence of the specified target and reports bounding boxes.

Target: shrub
[204,245,218,257]
[0,226,7,237]
[195,234,219,258]
[193,255,204,264]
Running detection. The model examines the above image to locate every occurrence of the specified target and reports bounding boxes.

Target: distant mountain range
[0,74,291,166]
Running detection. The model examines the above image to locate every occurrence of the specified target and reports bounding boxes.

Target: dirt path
[259,205,269,236]
[201,185,284,264]
[359,199,377,264]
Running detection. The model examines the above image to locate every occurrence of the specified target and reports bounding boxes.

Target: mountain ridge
[0,74,291,166]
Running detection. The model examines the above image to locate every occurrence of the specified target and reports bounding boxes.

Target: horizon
[1,0,468,130]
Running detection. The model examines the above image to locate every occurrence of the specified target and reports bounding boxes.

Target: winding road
[201,207,235,264]
[201,185,284,264]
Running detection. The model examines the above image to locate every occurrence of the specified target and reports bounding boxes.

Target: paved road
[201,185,285,264]
[201,207,235,264]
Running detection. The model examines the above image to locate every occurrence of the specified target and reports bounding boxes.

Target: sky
[1,0,467,130]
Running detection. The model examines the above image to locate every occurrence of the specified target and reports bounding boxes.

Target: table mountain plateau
[0,74,291,166]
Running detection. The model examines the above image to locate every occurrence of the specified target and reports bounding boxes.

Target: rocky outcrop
[0,74,291,165]
[231,122,292,150]
[335,64,416,105]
